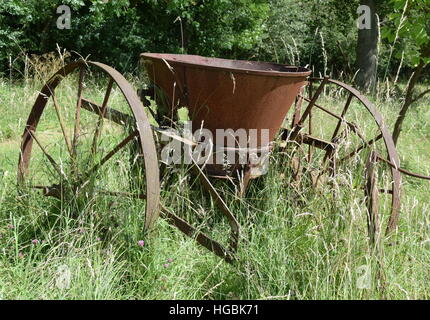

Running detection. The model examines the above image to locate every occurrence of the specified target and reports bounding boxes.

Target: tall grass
[0,56,429,300]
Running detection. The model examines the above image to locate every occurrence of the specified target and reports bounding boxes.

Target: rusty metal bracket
[160,204,236,264]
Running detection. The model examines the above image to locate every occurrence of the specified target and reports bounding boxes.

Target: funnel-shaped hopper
[142,53,311,146]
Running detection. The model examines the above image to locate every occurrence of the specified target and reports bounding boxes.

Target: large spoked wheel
[281,77,401,245]
[18,60,160,231]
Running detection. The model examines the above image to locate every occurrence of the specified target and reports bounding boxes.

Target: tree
[356,0,379,91]
[256,0,359,77]
[382,0,430,145]
[0,0,269,74]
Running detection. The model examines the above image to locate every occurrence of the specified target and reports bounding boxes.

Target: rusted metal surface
[160,204,235,264]
[21,55,430,265]
[81,98,134,126]
[157,158,241,264]
[192,159,240,256]
[281,128,335,151]
[139,54,409,253]
[18,60,160,232]
[376,156,430,181]
[294,77,328,129]
[141,53,311,147]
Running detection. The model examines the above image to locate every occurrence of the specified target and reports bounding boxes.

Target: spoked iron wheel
[18,60,160,231]
[281,77,401,245]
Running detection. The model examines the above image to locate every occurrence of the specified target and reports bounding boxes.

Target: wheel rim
[282,77,401,240]
[18,60,160,231]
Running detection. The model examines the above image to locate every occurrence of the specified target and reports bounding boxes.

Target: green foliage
[382,0,430,67]
[1,0,428,80]
[0,0,269,74]
[256,0,359,76]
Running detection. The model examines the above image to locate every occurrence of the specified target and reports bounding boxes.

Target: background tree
[256,0,359,77]
[356,0,379,91]
[382,0,430,145]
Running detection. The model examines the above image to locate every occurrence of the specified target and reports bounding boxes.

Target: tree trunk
[356,0,379,92]
[392,61,426,145]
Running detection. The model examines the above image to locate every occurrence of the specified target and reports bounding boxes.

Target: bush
[255,0,360,77]
[0,0,269,75]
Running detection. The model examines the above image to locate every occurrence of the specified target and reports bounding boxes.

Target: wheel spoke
[345,122,367,143]
[290,77,402,239]
[98,189,146,199]
[376,155,430,180]
[338,133,383,164]
[91,78,114,157]
[299,95,358,127]
[31,184,63,199]
[26,128,67,180]
[312,92,355,168]
[80,129,139,182]
[281,128,335,151]
[51,92,73,157]
[291,86,305,127]
[365,151,381,247]
[308,102,313,162]
[20,60,160,241]
[289,78,328,145]
[296,77,328,127]
[81,98,134,126]
[72,66,86,171]
[331,92,354,141]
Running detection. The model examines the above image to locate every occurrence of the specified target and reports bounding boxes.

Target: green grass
[0,75,429,300]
